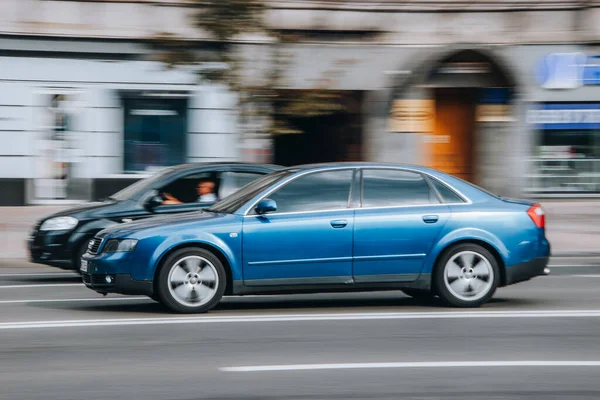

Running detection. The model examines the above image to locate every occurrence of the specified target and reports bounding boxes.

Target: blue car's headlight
[103,239,138,253]
[39,216,78,231]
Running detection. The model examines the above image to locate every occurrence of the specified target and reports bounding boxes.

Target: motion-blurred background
[1,0,599,206]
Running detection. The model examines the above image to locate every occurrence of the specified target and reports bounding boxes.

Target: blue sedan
[81,163,550,313]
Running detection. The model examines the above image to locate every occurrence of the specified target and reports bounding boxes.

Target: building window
[123,96,187,173]
[527,103,600,194]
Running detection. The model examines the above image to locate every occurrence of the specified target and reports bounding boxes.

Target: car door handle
[422,215,439,224]
[330,219,348,228]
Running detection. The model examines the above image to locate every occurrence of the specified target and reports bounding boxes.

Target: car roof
[280,162,503,203]
[281,162,439,174]
[168,162,282,172]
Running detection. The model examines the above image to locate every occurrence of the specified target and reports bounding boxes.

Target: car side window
[362,169,440,207]
[429,178,466,203]
[219,171,266,199]
[157,172,215,205]
[266,170,353,214]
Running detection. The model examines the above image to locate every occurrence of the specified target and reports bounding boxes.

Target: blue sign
[536,53,600,89]
[528,103,600,130]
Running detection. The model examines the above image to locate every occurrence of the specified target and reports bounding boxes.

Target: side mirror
[255,198,277,215]
[145,195,163,210]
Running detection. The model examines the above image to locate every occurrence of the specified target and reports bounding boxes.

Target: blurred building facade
[1,0,600,205]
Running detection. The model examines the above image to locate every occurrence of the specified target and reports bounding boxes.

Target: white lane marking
[548,265,600,268]
[0,296,148,304]
[0,284,82,289]
[2,309,600,330]
[0,272,78,277]
[220,360,600,372]
[569,275,600,278]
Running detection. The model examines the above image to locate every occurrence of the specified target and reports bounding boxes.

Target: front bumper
[82,272,153,296]
[505,256,549,286]
[80,251,154,296]
[28,229,80,269]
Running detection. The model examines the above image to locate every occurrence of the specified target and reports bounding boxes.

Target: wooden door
[429,89,476,182]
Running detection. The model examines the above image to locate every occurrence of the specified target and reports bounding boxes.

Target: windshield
[207,170,292,214]
[109,167,176,201]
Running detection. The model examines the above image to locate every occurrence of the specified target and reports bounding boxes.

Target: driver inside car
[162,179,218,205]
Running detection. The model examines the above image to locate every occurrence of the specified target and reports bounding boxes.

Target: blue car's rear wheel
[434,243,499,308]
[157,248,226,313]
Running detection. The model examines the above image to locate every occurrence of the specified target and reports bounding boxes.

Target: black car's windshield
[207,170,293,214]
[109,167,176,201]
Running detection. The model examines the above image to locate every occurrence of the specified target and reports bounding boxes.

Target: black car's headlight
[39,216,78,231]
[103,239,138,253]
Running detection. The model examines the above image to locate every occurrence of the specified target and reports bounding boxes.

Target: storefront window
[123,96,187,173]
[527,103,600,193]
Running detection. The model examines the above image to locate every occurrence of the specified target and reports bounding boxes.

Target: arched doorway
[389,48,517,190]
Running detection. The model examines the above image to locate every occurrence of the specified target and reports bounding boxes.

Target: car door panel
[242,210,355,285]
[353,205,450,282]
[352,168,451,283]
[241,168,356,286]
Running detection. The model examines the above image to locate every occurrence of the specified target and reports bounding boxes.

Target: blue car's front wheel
[156,247,226,313]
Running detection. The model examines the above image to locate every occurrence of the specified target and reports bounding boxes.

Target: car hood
[99,211,229,238]
[40,200,119,220]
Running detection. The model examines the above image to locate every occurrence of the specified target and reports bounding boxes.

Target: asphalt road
[1,259,600,400]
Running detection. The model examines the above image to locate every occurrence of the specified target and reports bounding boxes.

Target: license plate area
[80,259,88,272]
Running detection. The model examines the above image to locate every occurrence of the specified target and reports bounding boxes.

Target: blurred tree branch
[148,0,347,136]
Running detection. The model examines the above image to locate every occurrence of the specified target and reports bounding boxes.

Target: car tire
[156,247,226,314]
[434,243,500,308]
[400,288,435,301]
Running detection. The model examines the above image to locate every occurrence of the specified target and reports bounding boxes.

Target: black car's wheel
[434,243,500,308]
[400,288,435,301]
[156,248,226,314]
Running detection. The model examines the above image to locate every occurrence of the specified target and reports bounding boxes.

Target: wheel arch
[153,242,234,296]
[431,239,507,289]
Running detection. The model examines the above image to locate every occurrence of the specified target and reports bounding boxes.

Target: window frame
[245,168,357,216]
[359,168,469,209]
[426,175,469,204]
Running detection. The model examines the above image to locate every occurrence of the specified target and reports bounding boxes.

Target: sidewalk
[0,201,599,262]
[541,200,600,256]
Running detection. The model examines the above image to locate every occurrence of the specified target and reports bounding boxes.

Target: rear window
[429,178,466,203]
[362,169,440,207]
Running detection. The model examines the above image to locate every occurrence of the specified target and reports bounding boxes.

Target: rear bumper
[505,256,549,286]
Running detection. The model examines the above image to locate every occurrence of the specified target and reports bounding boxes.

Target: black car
[28,162,280,271]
